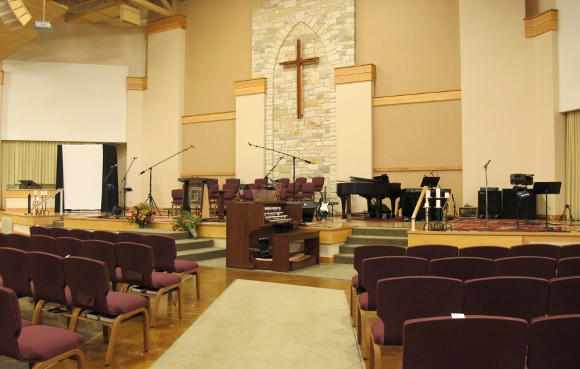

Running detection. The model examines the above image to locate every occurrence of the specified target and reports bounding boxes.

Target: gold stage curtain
[1,141,94,208]
[565,110,580,220]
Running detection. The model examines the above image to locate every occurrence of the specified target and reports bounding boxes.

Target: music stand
[420,177,440,188]
[532,182,561,231]
[19,180,40,215]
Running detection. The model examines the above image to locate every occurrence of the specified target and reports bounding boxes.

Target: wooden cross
[279,39,319,119]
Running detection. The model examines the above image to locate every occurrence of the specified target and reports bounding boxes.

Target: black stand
[533,182,562,231]
[248,142,311,199]
[120,157,137,219]
[103,165,117,218]
[19,180,40,215]
[561,204,574,221]
[264,156,284,187]
[139,145,195,216]
[482,160,493,231]
[419,176,440,231]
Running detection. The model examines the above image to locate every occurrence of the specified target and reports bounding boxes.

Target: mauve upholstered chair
[27,235,56,254]
[547,276,580,316]
[370,276,464,369]
[54,237,84,258]
[0,286,85,369]
[91,230,118,244]
[561,243,580,258]
[401,315,529,369]
[63,256,149,366]
[171,189,183,217]
[29,225,50,236]
[0,248,32,299]
[5,233,30,251]
[557,256,580,278]
[350,244,407,323]
[115,242,182,327]
[510,243,562,260]
[494,256,557,280]
[406,244,458,261]
[527,314,580,369]
[0,232,7,247]
[297,182,315,201]
[26,251,70,324]
[68,229,92,240]
[142,234,201,299]
[458,245,511,260]
[82,240,121,290]
[428,257,495,282]
[464,276,549,322]
[48,227,69,238]
[117,232,145,244]
[358,256,428,358]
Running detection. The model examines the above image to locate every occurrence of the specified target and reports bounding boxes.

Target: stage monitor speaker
[478,189,502,218]
[502,188,537,219]
[287,200,315,222]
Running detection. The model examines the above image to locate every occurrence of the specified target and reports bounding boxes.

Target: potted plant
[171,211,201,238]
[128,202,157,229]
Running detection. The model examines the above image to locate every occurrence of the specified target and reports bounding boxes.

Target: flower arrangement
[128,202,157,229]
[171,211,201,238]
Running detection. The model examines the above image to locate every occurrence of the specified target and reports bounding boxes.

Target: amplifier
[286,201,315,222]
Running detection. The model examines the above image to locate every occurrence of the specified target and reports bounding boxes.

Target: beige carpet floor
[149,279,363,369]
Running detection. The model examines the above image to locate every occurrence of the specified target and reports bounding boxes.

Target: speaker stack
[478,188,502,219]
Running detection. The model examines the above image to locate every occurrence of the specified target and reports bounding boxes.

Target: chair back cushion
[48,228,69,238]
[548,276,580,315]
[429,257,494,281]
[458,245,511,260]
[406,244,458,261]
[68,229,92,240]
[83,240,118,282]
[561,243,580,258]
[527,315,580,369]
[6,234,30,251]
[402,316,529,369]
[62,256,111,314]
[29,226,50,236]
[115,242,155,287]
[54,237,84,258]
[557,256,580,278]
[464,276,549,322]
[91,230,118,243]
[27,252,68,305]
[494,256,557,280]
[117,232,145,244]
[0,248,31,297]
[142,234,177,272]
[510,243,562,260]
[27,235,56,254]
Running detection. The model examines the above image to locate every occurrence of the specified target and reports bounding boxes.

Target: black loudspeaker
[502,188,537,219]
[478,189,502,218]
[287,201,315,222]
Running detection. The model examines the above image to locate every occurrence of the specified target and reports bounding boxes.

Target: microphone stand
[139,145,195,216]
[103,166,116,218]
[248,142,311,199]
[121,157,137,219]
[264,157,284,186]
[482,160,493,231]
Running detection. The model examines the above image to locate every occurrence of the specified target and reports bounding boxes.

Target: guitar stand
[560,204,574,221]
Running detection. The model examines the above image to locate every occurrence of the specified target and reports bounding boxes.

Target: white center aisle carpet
[149,279,364,369]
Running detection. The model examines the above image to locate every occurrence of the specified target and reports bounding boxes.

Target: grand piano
[337,176,401,219]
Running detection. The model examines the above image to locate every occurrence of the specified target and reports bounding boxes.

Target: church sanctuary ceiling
[0,0,179,60]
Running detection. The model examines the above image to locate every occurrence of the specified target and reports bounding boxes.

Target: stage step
[334,227,411,265]
[177,247,227,262]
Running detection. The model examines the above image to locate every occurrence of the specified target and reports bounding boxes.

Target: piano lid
[349,176,381,183]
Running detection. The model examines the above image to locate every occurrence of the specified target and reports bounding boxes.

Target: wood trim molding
[373,90,461,107]
[0,70,3,85]
[234,78,267,96]
[181,172,236,177]
[374,166,462,173]
[335,64,376,85]
[146,14,186,36]
[524,9,558,38]
[182,111,236,124]
[127,77,148,91]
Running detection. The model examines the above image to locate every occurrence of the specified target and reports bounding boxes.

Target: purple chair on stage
[527,314,580,369]
[406,244,458,261]
[401,316,529,369]
[494,256,557,280]
[370,276,464,369]
[464,276,549,322]
[548,276,580,316]
[429,257,494,281]
[458,245,511,260]
[0,286,85,369]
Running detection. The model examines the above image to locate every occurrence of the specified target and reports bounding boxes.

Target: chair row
[1,232,200,299]
[12,226,119,242]
[391,314,580,369]
[0,249,151,366]
[365,275,580,368]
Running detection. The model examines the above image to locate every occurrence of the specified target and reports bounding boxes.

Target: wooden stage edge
[408,230,580,247]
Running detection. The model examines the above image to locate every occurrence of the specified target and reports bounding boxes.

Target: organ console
[336,176,401,219]
[226,201,319,272]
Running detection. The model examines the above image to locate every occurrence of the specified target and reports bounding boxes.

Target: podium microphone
[110,164,117,169]
[483,160,491,169]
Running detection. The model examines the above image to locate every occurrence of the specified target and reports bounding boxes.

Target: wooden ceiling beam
[128,0,171,16]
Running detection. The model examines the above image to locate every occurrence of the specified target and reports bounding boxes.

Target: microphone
[483,160,491,169]
[132,157,138,159]
[304,160,312,164]
[248,142,251,146]
[189,144,195,148]
[110,164,117,169]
